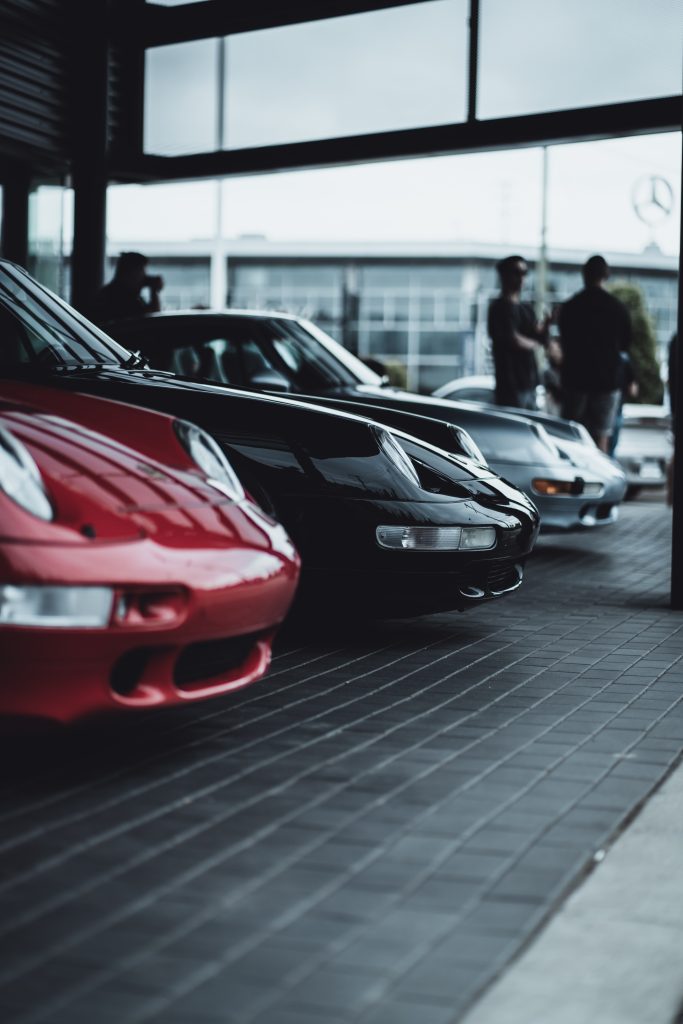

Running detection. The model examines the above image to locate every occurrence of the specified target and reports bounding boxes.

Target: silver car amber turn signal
[376,525,496,551]
[532,478,605,497]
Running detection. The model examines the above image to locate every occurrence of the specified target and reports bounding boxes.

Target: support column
[1,167,30,268]
[670,150,683,609]
[70,0,110,314]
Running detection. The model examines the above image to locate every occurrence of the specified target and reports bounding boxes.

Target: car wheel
[625,485,642,501]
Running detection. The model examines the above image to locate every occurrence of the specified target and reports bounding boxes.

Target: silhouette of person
[487,255,549,411]
[88,252,164,326]
[558,255,631,452]
[608,351,638,457]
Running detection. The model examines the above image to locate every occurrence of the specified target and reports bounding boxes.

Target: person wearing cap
[558,255,632,453]
[87,251,164,326]
[487,255,550,411]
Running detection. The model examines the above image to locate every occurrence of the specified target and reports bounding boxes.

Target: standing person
[608,351,638,458]
[558,255,631,452]
[488,255,549,411]
[87,251,164,326]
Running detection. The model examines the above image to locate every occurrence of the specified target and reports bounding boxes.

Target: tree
[609,281,664,405]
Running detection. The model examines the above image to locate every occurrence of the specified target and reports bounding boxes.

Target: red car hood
[0,394,277,553]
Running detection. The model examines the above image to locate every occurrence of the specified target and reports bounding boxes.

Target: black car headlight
[0,425,53,521]
[375,428,421,488]
[174,420,245,501]
[376,525,497,551]
[448,425,488,467]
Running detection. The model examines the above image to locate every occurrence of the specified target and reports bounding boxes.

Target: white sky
[101,132,681,256]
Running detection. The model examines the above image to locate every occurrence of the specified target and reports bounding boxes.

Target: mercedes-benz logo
[632,175,674,226]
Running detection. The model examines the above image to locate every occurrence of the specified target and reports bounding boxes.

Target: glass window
[362,267,413,287]
[478,0,683,119]
[267,320,361,390]
[144,39,219,155]
[28,184,73,299]
[224,1,468,149]
[387,296,410,322]
[418,296,435,322]
[0,264,130,368]
[365,329,409,356]
[362,294,385,322]
[418,330,457,355]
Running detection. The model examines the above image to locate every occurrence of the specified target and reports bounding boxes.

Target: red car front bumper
[1,534,299,722]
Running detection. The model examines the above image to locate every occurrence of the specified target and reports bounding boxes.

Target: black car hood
[15,366,496,490]
[287,386,563,468]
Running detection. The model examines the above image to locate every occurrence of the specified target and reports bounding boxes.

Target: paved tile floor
[462,755,683,1024]
[0,499,680,1024]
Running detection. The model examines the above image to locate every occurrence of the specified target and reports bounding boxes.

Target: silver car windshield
[0,263,131,368]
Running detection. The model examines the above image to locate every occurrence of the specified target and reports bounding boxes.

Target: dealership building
[51,238,677,393]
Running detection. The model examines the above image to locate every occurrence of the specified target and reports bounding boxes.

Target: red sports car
[0,381,300,722]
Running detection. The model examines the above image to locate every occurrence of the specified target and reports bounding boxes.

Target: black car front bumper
[279,493,539,616]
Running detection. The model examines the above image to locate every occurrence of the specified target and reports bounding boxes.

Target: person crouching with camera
[88,251,164,326]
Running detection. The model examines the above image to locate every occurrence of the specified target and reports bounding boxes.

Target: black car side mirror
[250,372,292,393]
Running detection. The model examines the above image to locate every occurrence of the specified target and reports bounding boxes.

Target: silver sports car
[434,374,671,497]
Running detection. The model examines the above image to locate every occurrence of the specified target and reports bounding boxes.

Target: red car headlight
[0,425,53,521]
[174,420,245,501]
[0,585,113,628]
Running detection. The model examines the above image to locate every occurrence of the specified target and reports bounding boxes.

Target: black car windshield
[0,263,132,368]
[292,319,385,387]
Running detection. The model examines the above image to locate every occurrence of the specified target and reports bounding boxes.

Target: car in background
[433,374,671,496]
[105,309,627,531]
[0,382,300,722]
[0,262,540,617]
[613,403,672,495]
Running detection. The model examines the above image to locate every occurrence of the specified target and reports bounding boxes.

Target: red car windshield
[0,263,132,368]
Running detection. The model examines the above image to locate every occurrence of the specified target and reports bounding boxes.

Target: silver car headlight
[376,429,421,488]
[174,420,245,501]
[0,425,53,521]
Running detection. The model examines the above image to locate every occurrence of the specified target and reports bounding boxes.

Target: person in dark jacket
[558,255,631,452]
[488,255,549,410]
[87,252,164,326]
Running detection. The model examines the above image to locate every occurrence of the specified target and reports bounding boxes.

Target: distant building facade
[42,238,678,394]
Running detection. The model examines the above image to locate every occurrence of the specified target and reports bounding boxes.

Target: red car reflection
[0,381,300,722]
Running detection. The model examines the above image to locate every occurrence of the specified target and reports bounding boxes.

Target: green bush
[609,281,664,405]
[383,360,408,389]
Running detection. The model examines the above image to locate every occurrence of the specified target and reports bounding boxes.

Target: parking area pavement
[462,752,683,1024]
[0,498,680,1024]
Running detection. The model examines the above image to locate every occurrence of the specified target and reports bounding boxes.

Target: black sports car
[105,309,628,531]
[0,261,539,615]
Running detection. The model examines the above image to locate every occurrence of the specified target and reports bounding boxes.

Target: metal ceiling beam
[110,95,681,184]
[140,0,433,48]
